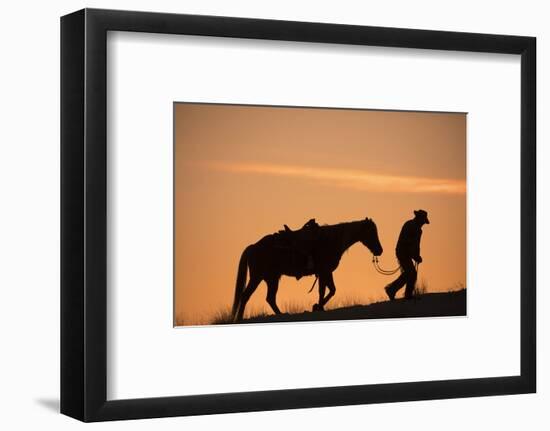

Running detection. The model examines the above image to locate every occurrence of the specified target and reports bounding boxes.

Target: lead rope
[307,276,318,293]
[309,256,406,294]
[373,256,422,300]
[372,255,401,275]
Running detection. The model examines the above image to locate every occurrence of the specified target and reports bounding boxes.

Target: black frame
[61,8,536,422]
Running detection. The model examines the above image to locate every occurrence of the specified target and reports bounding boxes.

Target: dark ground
[236,289,466,324]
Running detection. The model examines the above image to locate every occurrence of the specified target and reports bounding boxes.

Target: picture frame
[61,8,536,422]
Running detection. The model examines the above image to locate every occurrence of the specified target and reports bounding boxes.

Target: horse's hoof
[312,304,324,312]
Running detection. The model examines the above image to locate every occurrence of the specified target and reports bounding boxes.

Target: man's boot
[385,284,396,301]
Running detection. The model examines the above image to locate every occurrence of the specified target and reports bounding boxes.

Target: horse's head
[360,218,383,256]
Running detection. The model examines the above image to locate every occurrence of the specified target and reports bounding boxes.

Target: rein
[372,256,401,275]
[308,276,318,293]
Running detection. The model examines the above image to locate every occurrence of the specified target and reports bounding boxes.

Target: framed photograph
[173,102,467,326]
[61,8,536,422]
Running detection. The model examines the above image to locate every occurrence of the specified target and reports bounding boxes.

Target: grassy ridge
[213,289,466,325]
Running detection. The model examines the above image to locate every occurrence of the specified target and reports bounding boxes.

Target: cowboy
[384,209,430,300]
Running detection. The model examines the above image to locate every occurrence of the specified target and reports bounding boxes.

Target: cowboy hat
[414,209,430,224]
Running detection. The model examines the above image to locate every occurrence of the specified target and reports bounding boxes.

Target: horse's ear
[365,217,371,221]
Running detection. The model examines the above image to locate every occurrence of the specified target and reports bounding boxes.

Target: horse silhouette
[231,217,383,322]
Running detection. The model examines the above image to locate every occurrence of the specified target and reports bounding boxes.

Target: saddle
[276,218,321,245]
[274,218,321,279]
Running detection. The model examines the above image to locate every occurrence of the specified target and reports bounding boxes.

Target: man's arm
[411,229,422,262]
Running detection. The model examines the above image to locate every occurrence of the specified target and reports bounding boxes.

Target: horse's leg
[266,277,282,315]
[321,272,336,308]
[235,277,261,322]
[313,274,327,311]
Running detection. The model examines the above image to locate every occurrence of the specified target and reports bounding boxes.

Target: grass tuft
[412,278,429,297]
[210,307,234,325]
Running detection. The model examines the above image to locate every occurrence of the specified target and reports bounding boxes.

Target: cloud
[196,161,466,195]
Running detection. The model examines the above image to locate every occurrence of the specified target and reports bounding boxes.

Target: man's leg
[385,268,407,300]
[402,258,418,299]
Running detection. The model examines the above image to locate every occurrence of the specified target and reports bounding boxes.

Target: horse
[231,217,383,322]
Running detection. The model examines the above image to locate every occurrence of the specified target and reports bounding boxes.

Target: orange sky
[174,103,466,326]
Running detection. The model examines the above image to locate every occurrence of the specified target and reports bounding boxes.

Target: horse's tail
[232,245,251,319]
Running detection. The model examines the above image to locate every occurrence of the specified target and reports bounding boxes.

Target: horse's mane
[318,218,373,232]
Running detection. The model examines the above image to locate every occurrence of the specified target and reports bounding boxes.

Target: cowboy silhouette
[384,209,430,300]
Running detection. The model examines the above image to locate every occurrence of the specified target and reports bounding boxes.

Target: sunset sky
[174,103,466,326]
